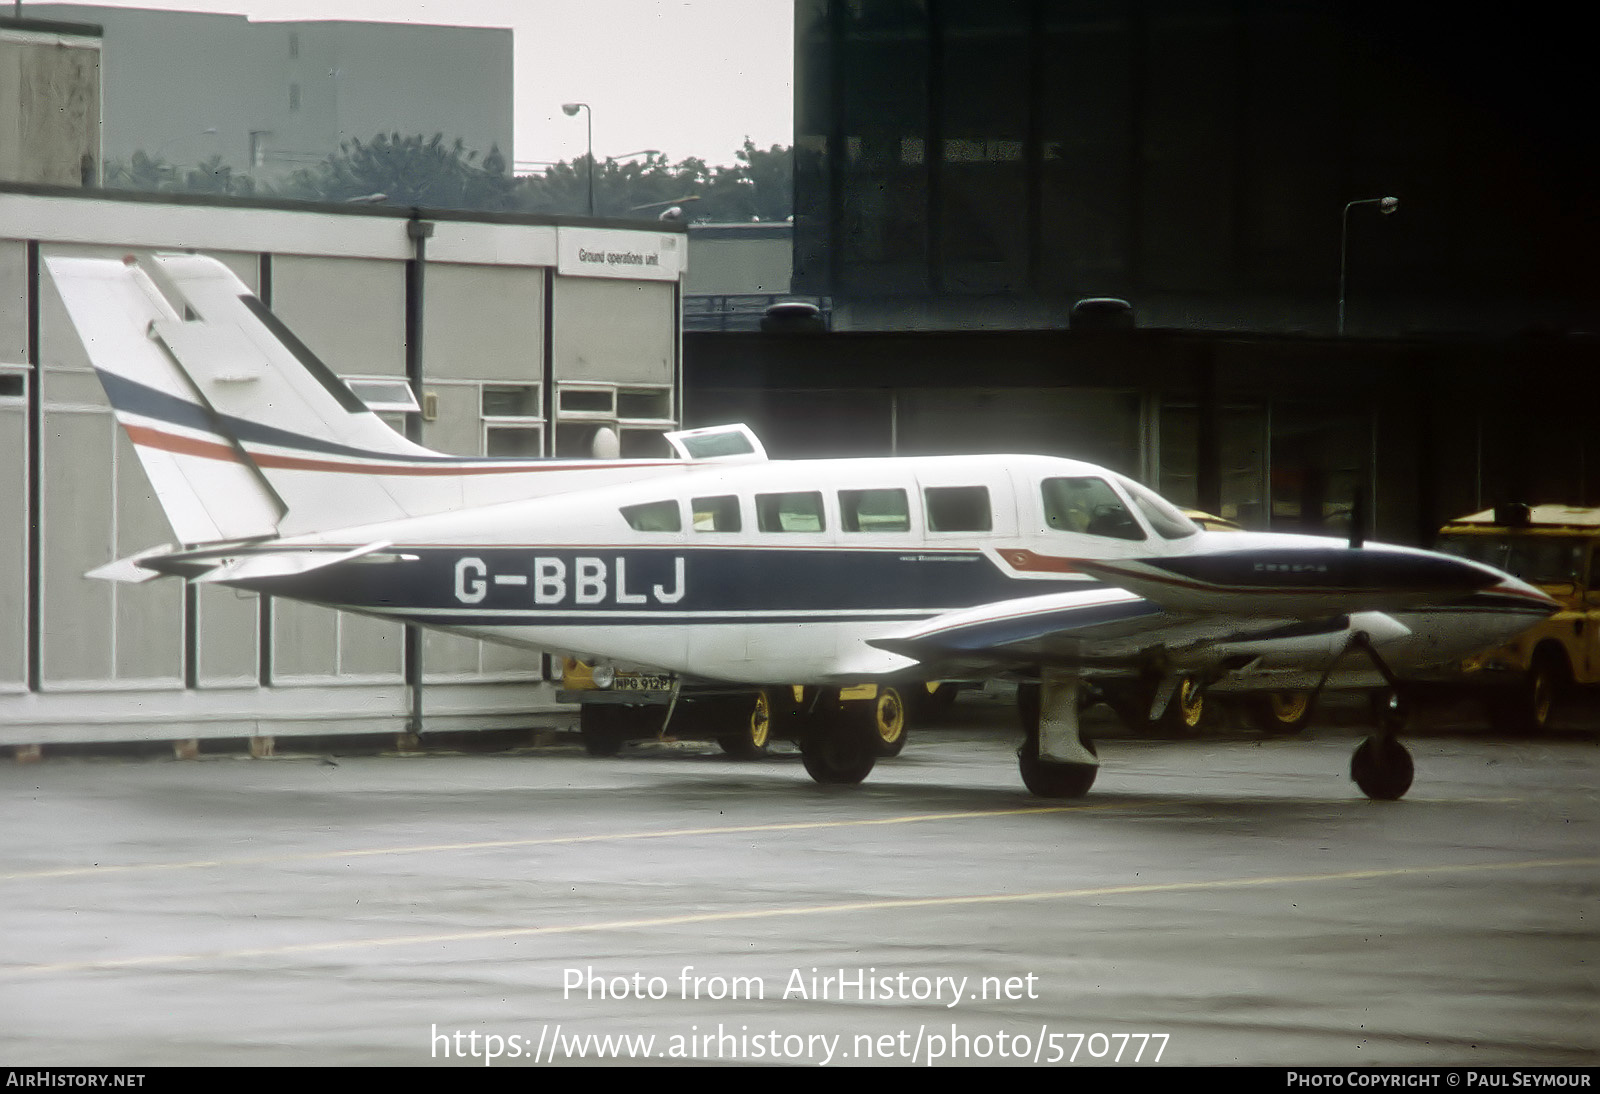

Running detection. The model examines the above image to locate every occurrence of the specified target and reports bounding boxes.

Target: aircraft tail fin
[44,255,290,544]
[48,253,475,541]
[49,252,706,547]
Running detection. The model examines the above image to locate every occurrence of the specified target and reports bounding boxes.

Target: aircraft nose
[1484,573,1560,611]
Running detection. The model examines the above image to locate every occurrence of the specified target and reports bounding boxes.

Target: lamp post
[562,102,593,216]
[1338,195,1399,335]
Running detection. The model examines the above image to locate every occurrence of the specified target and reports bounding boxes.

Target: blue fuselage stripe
[249,546,1095,620]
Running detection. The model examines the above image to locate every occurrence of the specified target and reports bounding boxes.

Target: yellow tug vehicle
[1435,503,1600,732]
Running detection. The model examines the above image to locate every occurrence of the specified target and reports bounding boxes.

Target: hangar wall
[0,185,686,745]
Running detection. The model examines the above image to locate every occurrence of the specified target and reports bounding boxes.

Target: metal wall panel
[423,264,543,382]
[552,277,674,386]
[271,254,406,377]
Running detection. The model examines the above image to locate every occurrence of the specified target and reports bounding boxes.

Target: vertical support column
[404,213,435,734]
[257,253,274,687]
[25,241,41,693]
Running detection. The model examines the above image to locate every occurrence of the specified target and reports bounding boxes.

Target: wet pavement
[2,694,1596,1066]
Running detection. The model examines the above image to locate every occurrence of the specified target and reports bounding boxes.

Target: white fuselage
[239,453,1552,688]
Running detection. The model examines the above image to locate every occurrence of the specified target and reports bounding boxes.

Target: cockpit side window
[1041,477,1146,541]
[621,499,682,532]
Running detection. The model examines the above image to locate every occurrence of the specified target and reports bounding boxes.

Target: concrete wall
[0,20,101,187]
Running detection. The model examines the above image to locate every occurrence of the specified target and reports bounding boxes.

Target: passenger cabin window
[757,491,825,532]
[924,486,992,532]
[840,488,910,532]
[1041,478,1146,541]
[692,495,741,532]
[621,499,681,532]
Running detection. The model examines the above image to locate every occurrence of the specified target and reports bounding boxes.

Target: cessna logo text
[454,556,685,605]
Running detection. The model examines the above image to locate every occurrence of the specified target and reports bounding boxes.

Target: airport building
[683,0,1598,552]
[790,0,1596,339]
[0,184,687,748]
[0,10,690,750]
[21,3,513,185]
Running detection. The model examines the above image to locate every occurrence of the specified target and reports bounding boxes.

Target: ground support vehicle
[1435,504,1600,732]
[558,661,912,758]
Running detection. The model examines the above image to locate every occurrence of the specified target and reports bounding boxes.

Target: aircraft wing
[866,586,1303,676]
[865,540,1552,678]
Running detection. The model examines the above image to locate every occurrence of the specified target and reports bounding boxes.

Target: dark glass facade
[794,0,1598,335]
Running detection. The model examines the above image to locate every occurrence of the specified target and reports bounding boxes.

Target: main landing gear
[796,688,881,786]
[1016,674,1099,798]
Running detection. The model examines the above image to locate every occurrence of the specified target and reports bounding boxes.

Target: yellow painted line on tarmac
[0,804,1109,882]
[0,796,1525,883]
[4,856,1594,977]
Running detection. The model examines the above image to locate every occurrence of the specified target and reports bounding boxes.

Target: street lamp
[1338,195,1399,335]
[562,102,593,216]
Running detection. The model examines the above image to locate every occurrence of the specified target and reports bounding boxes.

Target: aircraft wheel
[800,710,878,786]
[1158,676,1208,737]
[1487,648,1566,734]
[579,705,628,757]
[1017,729,1098,798]
[717,690,773,759]
[1350,735,1414,800]
[1246,692,1315,736]
[851,685,908,757]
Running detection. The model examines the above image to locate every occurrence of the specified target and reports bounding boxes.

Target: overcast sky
[33,1,795,167]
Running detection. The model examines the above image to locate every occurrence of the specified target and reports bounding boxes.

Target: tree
[276,132,516,211]
[513,141,792,222]
[179,154,256,197]
[103,151,179,192]
[102,133,792,221]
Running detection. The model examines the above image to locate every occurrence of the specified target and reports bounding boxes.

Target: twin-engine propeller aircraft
[48,253,1556,800]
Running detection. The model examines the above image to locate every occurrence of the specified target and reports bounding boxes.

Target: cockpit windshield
[1120,479,1200,540]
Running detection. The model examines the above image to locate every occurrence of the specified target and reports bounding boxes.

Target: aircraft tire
[799,713,878,785]
[579,705,628,757]
[1245,692,1315,736]
[717,690,773,759]
[1349,734,1414,800]
[1017,732,1098,798]
[1017,694,1098,798]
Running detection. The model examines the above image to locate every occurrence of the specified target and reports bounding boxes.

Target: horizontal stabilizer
[84,545,177,584]
[191,541,395,584]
